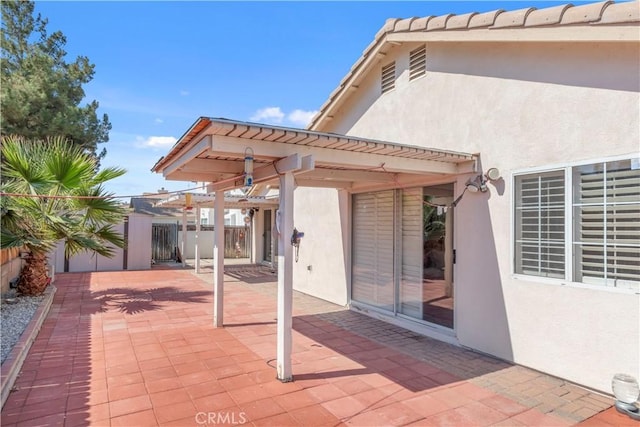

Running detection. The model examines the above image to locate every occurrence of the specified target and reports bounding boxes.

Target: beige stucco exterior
[298,37,640,393]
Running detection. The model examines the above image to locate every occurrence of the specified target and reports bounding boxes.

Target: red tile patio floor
[1,266,618,426]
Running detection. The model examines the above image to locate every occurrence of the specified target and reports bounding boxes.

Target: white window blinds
[352,191,395,310]
[573,160,640,289]
[514,171,565,278]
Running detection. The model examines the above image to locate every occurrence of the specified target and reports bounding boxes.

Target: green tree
[0,135,126,295]
[1,0,111,162]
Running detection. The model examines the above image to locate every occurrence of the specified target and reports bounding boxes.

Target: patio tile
[1,268,615,427]
[149,387,192,407]
[219,373,257,391]
[228,383,273,405]
[108,382,148,401]
[348,402,424,426]
[107,371,144,388]
[193,392,237,412]
[273,389,318,411]
[109,394,152,418]
[185,379,227,399]
[153,399,198,424]
[331,377,373,395]
[253,412,299,426]
[403,394,453,418]
[144,377,183,394]
[322,395,368,419]
[238,397,285,422]
[306,383,348,403]
[480,394,530,417]
[64,402,110,426]
[289,404,343,426]
[111,409,157,427]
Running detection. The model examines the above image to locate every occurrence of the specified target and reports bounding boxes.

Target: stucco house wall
[292,187,349,307]
[302,39,639,392]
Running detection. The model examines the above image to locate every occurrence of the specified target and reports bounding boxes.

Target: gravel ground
[1,289,44,364]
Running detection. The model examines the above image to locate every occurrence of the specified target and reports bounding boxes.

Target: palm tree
[1,135,126,295]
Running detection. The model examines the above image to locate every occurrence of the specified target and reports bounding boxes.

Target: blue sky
[34,1,590,199]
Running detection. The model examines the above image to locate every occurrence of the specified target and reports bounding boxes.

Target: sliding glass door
[352,184,455,329]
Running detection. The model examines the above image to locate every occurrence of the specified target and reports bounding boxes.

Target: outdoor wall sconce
[612,373,640,420]
[244,147,254,188]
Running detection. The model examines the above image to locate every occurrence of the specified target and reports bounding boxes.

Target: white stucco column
[181,210,187,268]
[213,191,225,327]
[277,171,295,382]
[195,205,201,274]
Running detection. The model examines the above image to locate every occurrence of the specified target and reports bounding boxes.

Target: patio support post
[181,210,187,268]
[195,206,201,274]
[213,190,225,327]
[276,171,295,382]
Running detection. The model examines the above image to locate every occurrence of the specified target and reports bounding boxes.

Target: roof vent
[381,62,396,94]
[409,45,426,80]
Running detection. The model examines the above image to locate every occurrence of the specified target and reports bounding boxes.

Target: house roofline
[307,0,640,131]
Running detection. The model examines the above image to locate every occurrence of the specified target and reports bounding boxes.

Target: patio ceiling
[151,117,477,192]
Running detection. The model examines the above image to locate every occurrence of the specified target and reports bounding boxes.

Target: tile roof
[308,1,640,130]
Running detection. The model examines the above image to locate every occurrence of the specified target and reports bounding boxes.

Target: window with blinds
[515,171,565,278]
[409,45,426,81]
[381,62,396,94]
[573,159,640,289]
[514,157,639,291]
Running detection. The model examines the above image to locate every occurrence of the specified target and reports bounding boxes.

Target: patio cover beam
[206,135,461,176]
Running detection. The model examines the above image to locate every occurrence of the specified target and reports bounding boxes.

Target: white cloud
[250,107,285,124]
[154,118,164,124]
[136,136,177,148]
[180,90,190,96]
[288,109,318,127]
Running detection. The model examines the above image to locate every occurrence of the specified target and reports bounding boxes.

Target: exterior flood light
[485,167,501,181]
[465,175,488,193]
[453,166,500,207]
[612,373,640,420]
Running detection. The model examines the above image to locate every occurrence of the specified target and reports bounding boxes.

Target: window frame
[511,153,640,293]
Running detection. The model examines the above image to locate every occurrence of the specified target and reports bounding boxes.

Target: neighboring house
[153,1,639,393]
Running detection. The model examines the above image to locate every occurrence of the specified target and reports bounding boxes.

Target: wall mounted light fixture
[453,167,502,207]
[465,167,502,193]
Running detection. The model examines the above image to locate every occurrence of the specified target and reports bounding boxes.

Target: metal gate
[225,226,251,258]
[152,223,178,262]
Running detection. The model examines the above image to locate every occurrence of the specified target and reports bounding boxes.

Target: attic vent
[409,45,426,80]
[381,62,396,94]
